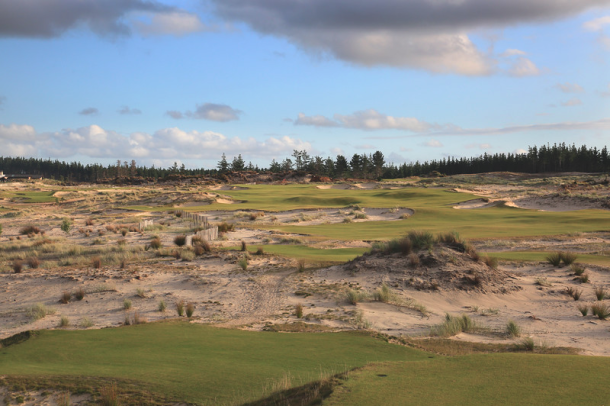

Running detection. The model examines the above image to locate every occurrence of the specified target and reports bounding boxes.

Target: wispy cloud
[118,106,142,115]
[168,103,242,122]
[554,82,584,93]
[422,139,443,148]
[295,109,433,132]
[561,98,583,106]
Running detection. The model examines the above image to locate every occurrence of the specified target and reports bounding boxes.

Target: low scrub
[571,264,586,276]
[595,286,607,301]
[566,286,582,301]
[27,257,40,269]
[218,222,235,233]
[407,230,435,251]
[174,235,187,247]
[176,300,185,317]
[20,225,41,235]
[150,238,162,250]
[431,314,480,337]
[345,288,368,305]
[27,303,56,321]
[561,252,578,266]
[373,283,394,303]
[60,291,71,304]
[295,303,303,318]
[577,304,589,316]
[591,303,610,320]
[506,320,521,338]
[577,274,590,284]
[482,256,498,269]
[546,252,562,267]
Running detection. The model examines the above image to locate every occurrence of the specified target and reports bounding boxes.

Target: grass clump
[20,225,41,235]
[12,259,23,273]
[238,256,248,271]
[60,291,71,304]
[186,303,195,318]
[92,257,102,269]
[295,303,303,318]
[218,222,235,233]
[373,283,393,303]
[61,218,72,234]
[591,302,610,320]
[123,299,132,310]
[431,313,480,337]
[75,288,85,301]
[27,303,55,321]
[571,264,586,276]
[546,252,562,267]
[241,240,247,251]
[181,250,196,261]
[482,256,498,269]
[174,235,187,247]
[577,304,589,316]
[354,213,368,219]
[297,259,306,272]
[506,320,521,337]
[99,382,120,406]
[561,252,578,265]
[577,274,590,284]
[158,300,166,312]
[59,315,70,327]
[516,337,535,351]
[595,286,607,301]
[345,288,368,305]
[566,286,583,300]
[27,256,40,269]
[407,230,435,251]
[80,317,94,328]
[150,237,162,250]
[176,300,185,317]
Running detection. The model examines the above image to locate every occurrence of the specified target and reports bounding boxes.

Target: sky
[1,0,610,169]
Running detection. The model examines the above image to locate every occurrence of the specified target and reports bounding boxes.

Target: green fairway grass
[486,251,610,266]
[226,244,368,263]
[0,190,56,203]
[123,185,610,240]
[324,355,610,406]
[0,322,428,404]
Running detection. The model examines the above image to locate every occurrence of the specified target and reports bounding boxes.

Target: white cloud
[166,110,183,119]
[295,109,433,132]
[583,16,610,31]
[554,82,585,93]
[169,103,242,122]
[134,11,209,36]
[422,139,443,148]
[500,49,527,57]
[508,57,541,77]
[0,123,310,162]
[515,148,528,154]
[561,97,583,106]
[387,152,408,164]
[79,107,99,116]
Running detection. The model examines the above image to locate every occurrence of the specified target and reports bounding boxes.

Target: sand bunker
[208,185,249,191]
[453,199,499,210]
[506,196,608,212]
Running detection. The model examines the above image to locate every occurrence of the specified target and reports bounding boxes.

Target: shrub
[482,256,499,269]
[150,238,162,249]
[577,304,589,316]
[60,291,71,304]
[345,288,367,305]
[238,256,248,271]
[194,245,205,256]
[241,240,247,251]
[117,238,126,246]
[61,218,72,234]
[92,257,102,269]
[12,259,23,273]
[517,337,535,351]
[27,257,40,269]
[80,317,94,328]
[218,222,235,233]
[591,302,610,320]
[407,231,435,251]
[74,288,85,301]
[120,228,128,237]
[158,300,166,312]
[172,250,181,260]
[595,286,607,301]
[175,211,183,218]
[373,283,393,303]
[174,235,187,247]
[99,382,119,406]
[186,302,195,318]
[20,225,41,235]
[546,252,562,267]
[561,252,578,265]
[342,217,353,223]
[197,240,211,253]
[124,313,131,326]
[56,392,71,406]
[123,299,132,310]
[578,274,590,284]
[295,303,303,318]
[506,320,521,337]
[571,264,586,276]
[255,247,264,256]
[386,237,412,255]
[85,218,94,226]
[297,259,306,272]
[354,213,368,219]
[136,288,147,298]
[176,300,185,316]
[59,315,70,327]
[566,286,582,300]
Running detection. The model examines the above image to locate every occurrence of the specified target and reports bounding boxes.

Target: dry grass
[92,257,102,269]
[176,300,185,317]
[60,291,71,304]
[295,303,304,318]
[186,302,195,318]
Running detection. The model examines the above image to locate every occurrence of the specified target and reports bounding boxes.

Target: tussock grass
[546,252,562,267]
[515,337,535,351]
[218,222,235,233]
[74,288,85,301]
[373,283,394,303]
[60,291,71,304]
[407,230,435,251]
[506,320,521,337]
[80,317,94,328]
[27,303,56,321]
[186,303,195,318]
[238,256,248,271]
[59,315,70,328]
[295,303,303,318]
[591,303,610,320]
[571,264,586,276]
[56,392,71,406]
[566,286,582,300]
[577,274,590,284]
[297,259,306,272]
[20,225,41,235]
[99,382,120,406]
[180,250,196,261]
[431,314,481,337]
[482,256,498,269]
[92,257,102,269]
[345,288,368,305]
[27,256,40,269]
[123,299,132,310]
[150,238,162,249]
[561,252,578,265]
[174,235,187,247]
[12,259,23,273]
[158,300,166,312]
[176,300,185,317]
[577,304,589,316]
[595,286,607,301]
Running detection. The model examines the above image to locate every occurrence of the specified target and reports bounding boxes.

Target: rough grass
[431,314,481,337]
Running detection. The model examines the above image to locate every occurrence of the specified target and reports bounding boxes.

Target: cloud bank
[212,0,608,74]
[295,109,433,132]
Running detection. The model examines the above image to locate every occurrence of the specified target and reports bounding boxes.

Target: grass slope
[325,355,610,406]
[0,322,427,404]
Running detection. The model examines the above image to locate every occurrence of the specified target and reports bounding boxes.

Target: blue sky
[1,0,609,169]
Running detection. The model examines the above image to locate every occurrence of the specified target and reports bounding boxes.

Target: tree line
[0,143,608,183]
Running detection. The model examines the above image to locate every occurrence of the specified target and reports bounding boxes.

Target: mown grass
[0,191,57,203]
[324,355,610,406]
[0,322,428,404]
[486,251,610,266]
[122,185,610,241]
